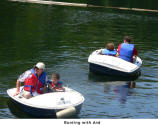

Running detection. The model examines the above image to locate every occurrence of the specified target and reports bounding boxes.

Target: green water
[1,0,158,118]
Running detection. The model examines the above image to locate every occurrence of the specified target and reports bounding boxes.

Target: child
[101,42,117,56]
[48,73,65,92]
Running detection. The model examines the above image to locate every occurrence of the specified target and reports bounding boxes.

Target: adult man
[117,36,138,62]
[14,62,47,99]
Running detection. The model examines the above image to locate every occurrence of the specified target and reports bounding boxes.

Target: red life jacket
[24,73,43,94]
[51,81,63,90]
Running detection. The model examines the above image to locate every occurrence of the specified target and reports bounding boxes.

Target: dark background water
[1,0,158,118]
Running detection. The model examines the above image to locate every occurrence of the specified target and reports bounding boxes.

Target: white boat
[88,49,142,78]
[7,87,84,118]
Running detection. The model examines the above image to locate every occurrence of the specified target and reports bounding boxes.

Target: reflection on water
[113,81,136,103]
[103,81,136,103]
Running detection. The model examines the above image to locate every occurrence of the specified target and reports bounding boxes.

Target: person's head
[124,36,131,43]
[52,73,60,84]
[34,62,45,76]
[106,43,115,51]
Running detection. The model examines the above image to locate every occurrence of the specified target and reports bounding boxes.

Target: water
[1,0,158,118]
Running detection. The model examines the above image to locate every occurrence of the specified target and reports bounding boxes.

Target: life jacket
[48,80,63,90]
[103,49,117,56]
[119,43,134,62]
[24,68,47,95]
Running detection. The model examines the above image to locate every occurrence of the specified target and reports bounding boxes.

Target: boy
[101,42,117,56]
[48,73,65,92]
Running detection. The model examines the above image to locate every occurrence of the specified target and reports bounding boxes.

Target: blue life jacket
[119,43,134,62]
[31,68,47,86]
[47,80,63,85]
[103,49,117,56]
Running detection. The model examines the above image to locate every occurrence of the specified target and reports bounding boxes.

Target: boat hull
[9,98,56,118]
[7,87,84,118]
[8,98,82,118]
[89,63,141,78]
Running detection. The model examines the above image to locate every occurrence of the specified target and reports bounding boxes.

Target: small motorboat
[88,49,142,77]
[7,87,84,118]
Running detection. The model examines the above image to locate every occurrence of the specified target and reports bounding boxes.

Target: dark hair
[52,73,60,80]
[124,36,131,43]
[106,43,115,51]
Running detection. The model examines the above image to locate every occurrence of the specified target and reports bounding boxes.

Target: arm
[116,44,121,57]
[47,81,56,90]
[98,49,104,55]
[133,47,138,56]
[41,76,48,92]
[132,47,138,63]
[14,80,21,96]
[14,70,31,96]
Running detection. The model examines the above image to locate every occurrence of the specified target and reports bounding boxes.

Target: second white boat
[88,49,142,78]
